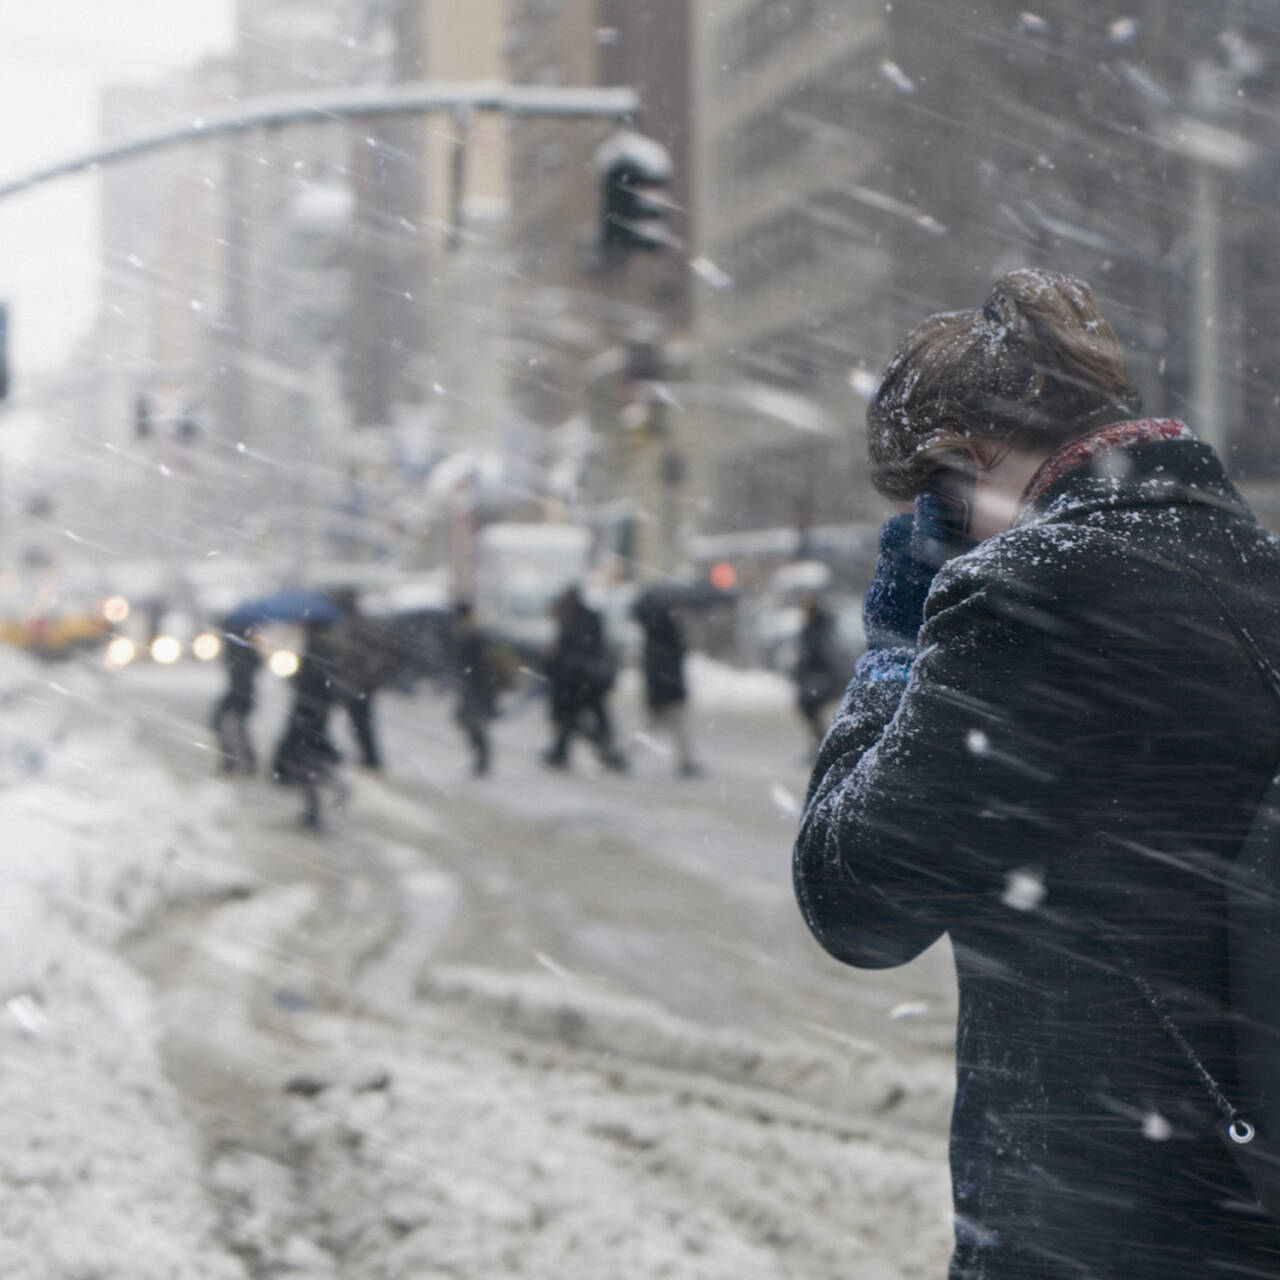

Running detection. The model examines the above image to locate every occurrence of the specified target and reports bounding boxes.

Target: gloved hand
[862,492,968,650]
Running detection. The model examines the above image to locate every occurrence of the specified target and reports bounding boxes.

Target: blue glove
[862,492,966,650]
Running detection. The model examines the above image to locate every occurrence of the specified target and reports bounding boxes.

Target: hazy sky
[0,2,234,379]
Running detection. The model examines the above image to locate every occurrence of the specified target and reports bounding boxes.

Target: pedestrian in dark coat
[450,601,500,776]
[325,592,389,771]
[791,593,842,750]
[211,623,261,774]
[635,595,700,776]
[542,585,625,771]
[272,621,344,828]
[794,268,1280,1278]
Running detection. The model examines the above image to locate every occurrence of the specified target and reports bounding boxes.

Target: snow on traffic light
[594,129,673,263]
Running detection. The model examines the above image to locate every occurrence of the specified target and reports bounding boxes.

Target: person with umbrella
[224,590,346,829]
[214,589,340,781]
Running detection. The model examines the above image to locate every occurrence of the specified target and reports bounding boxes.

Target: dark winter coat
[545,599,615,720]
[272,633,342,785]
[453,627,498,724]
[794,424,1280,1278]
[640,605,687,711]
[220,633,261,710]
[792,602,842,712]
[328,614,406,700]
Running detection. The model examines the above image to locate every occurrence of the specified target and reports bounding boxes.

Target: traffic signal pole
[0,81,642,203]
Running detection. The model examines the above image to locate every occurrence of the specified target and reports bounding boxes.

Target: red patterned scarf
[1020,418,1193,510]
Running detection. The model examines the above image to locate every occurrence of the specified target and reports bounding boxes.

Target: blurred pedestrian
[272,619,345,829]
[634,593,700,777]
[793,268,1280,1276]
[211,622,261,774]
[325,589,387,771]
[542,585,625,772]
[449,601,503,776]
[791,593,842,750]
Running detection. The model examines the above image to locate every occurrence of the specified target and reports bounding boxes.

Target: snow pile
[0,652,247,1278]
[217,989,952,1280]
[0,648,955,1278]
[421,964,953,1133]
[686,652,795,709]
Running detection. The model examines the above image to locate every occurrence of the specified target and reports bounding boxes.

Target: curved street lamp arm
[0,80,642,202]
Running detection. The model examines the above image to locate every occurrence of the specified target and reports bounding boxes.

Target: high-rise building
[877,1,1280,515]
[693,1,1280,548]
[88,60,235,559]
[692,2,892,543]
[202,0,439,567]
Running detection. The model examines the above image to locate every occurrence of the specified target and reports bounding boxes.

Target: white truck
[472,522,595,660]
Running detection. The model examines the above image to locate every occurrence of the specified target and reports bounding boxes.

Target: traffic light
[594,130,673,262]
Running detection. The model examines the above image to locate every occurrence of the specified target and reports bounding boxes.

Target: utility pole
[1190,61,1227,456]
[1174,58,1254,457]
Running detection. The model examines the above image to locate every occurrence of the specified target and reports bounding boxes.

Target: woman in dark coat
[450,601,500,776]
[794,269,1280,1278]
[542,586,626,771]
[636,596,700,777]
[272,621,344,828]
[791,593,842,750]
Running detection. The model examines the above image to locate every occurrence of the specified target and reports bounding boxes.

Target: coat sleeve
[794,539,1076,969]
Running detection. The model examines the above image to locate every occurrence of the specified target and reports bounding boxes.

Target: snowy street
[6,3,1280,1275]
[1,646,956,1277]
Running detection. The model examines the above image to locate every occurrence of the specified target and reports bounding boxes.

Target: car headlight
[102,596,130,624]
[150,635,183,665]
[269,649,300,678]
[192,632,222,661]
[104,636,137,670]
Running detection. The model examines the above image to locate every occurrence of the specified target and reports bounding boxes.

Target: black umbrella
[632,580,735,621]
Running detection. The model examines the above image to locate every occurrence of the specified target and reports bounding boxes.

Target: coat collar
[1013,418,1253,529]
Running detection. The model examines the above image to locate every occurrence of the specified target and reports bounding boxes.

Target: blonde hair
[867,269,1141,500]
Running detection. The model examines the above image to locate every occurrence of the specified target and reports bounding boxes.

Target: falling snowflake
[849,368,880,399]
[1002,867,1046,912]
[879,60,917,94]
[771,782,802,819]
[1142,1111,1173,1141]
[889,1001,928,1020]
[689,256,735,290]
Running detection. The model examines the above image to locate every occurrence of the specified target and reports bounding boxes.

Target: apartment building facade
[692,1,893,541]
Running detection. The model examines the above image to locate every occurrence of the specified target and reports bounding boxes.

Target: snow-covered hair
[867,268,1142,500]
